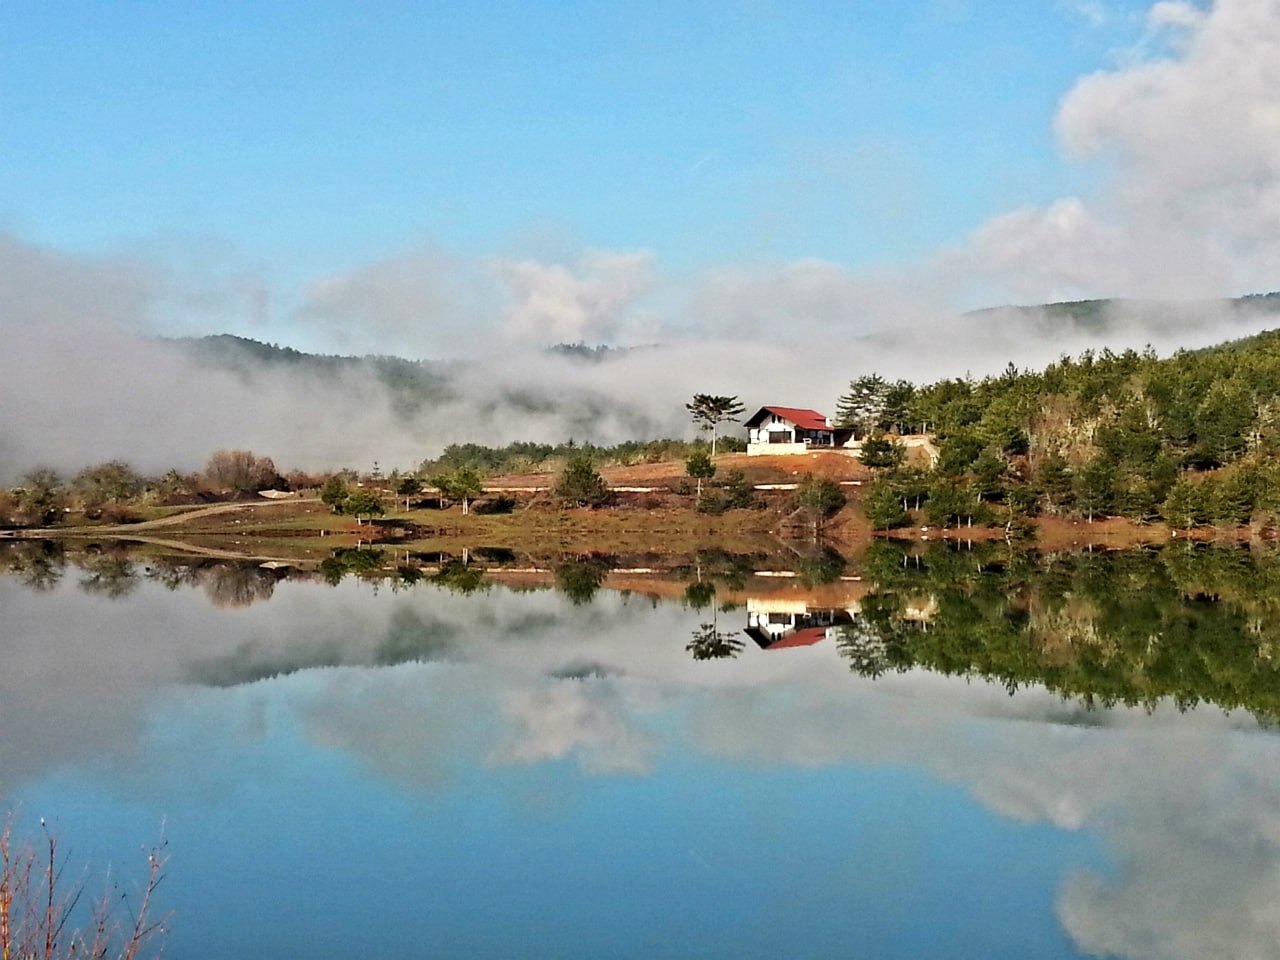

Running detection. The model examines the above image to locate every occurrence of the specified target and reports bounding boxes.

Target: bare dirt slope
[490,451,873,488]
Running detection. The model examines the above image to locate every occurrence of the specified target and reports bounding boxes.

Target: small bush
[99,503,141,524]
[719,471,759,509]
[475,494,517,515]
[793,474,846,517]
[555,455,611,507]
[696,492,729,514]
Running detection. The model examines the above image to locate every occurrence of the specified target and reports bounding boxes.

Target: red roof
[758,406,832,432]
[766,627,828,649]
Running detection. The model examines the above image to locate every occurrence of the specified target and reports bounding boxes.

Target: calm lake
[4,539,1280,959]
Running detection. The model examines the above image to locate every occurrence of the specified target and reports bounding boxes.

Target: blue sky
[3,2,1111,262]
[0,4,1152,324]
[4,0,1278,361]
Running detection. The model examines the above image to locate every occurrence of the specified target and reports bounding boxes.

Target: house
[745,406,854,456]
[743,599,859,650]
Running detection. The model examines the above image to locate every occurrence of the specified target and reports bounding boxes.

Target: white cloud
[1072,0,1114,27]
[0,233,155,332]
[490,681,656,775]
[492,249,658,345]
[10,569,1280,960]
[1146,0,1207,29]
[966,0,1280,301]
[299,245,496,358]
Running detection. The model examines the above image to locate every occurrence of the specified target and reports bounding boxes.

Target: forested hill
[172,334,456,416]
[166,334,659,437]
[849,309,1280,528]
[961,291,1280,335]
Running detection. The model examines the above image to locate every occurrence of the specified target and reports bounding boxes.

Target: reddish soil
[489,451,875,488]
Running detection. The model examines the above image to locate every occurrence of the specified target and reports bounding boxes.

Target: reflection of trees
[144,556,203,591]
[3,546,294,605]
[686,597,743,660]
[1,541,67,591]
[140,557,289,606]
[201,563,280,607]
[77,548,139,599]
[554,555,612,606]
[793,547,847,588]
[843,540,1280,721]
[686,621,743,660]
[673,549,762,592]
[320,548,386,585]
[833,617,894,679]
[684,581,716,610]
[431,560,487,595]
[395,565,423,585]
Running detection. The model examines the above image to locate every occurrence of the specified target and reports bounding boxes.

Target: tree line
[840,540,1280,722]
[0,450,291,527]
[842,327,1280,530]
[0,445,625,529]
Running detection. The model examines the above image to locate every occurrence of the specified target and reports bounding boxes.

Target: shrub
[0,818,169,960]
[554,455,611,507]
[793,474,846,517]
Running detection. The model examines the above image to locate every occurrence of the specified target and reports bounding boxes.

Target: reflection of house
[900,595,939,628]
[745,407,855,456]
[744,598,860,650]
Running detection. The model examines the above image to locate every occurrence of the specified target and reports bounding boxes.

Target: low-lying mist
[4,232,1279,483]
[4,301,1277,483]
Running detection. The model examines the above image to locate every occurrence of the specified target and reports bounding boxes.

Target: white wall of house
[747,441,811,456]
[747,415,799,444]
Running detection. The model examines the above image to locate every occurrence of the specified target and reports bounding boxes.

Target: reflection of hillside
[1,541,881,614]
[188,606,465,686]
[846,541,1280,721]
[0,543,311,607]
[34,539,1280,723]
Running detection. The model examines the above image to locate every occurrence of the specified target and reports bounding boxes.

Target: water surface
[3,541,1279,959]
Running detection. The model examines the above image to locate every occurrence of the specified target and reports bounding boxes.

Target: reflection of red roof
[766,627,828,649]
[758,406,831,432]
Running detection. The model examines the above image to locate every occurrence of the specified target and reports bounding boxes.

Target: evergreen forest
[846,323,1280,529]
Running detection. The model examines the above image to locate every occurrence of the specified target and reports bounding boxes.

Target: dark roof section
[763,627,829,649]
[745,406,832,432]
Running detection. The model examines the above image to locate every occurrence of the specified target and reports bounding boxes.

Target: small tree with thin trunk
[343,490,384,525]
[396,475,423,511]
[431,467,484,515]
[685,451,716,499]
[320,476,349,513]
[793,473,847,534]
[686,395,746,457]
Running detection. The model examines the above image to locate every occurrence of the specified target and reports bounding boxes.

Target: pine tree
[834,374,887,434]
[685,395,746,456]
